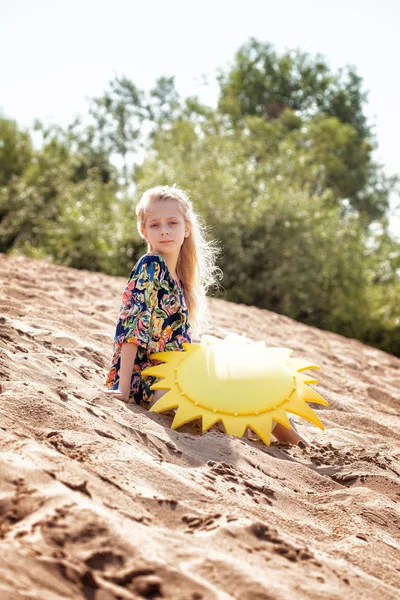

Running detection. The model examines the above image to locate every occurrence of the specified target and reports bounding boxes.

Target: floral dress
[105,252,192,404]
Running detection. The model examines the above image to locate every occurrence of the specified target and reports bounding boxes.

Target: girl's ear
[184,226,191,238]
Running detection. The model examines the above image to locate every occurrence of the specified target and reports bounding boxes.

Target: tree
[0,118,33,187]
[70,76,183,189]
[0,121,126,273]
[216,38,392,221]
[145,76,182,130]
[217,39,369,136]
[86,77,145,187]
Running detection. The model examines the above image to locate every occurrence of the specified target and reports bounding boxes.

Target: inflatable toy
[142,334,328,445]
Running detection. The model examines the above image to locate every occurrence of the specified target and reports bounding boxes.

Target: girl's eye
[169,221,178,225]
[150,223,159,228]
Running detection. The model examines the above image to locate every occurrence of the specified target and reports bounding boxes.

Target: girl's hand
[104,389,130,403]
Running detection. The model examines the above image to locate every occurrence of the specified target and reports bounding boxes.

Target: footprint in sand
[51,334,80,348]
[367,386,400,410]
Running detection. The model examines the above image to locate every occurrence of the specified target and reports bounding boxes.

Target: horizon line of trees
[1,38,399,355]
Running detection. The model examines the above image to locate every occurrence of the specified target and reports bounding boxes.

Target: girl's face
[141,199,190,257]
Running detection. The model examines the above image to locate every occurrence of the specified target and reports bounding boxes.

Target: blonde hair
[136,185,221,337]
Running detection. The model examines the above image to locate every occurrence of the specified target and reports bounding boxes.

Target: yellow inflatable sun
[142,335,328,446]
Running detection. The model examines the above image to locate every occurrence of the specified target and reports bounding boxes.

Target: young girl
[104,184,218,406]
[104,184,308,445]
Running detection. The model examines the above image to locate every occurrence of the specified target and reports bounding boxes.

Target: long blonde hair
[136,185,221,336]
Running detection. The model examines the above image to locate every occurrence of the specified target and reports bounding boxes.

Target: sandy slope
[0,252,399,600]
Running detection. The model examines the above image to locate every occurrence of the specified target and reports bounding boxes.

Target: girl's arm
[118,342,138,399]
[106,342,138,402]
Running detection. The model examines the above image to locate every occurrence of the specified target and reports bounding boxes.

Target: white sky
[1,0,399,230]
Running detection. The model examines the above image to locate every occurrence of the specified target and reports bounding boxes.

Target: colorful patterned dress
[105,252,192,404]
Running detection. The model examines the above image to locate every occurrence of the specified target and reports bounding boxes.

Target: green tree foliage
[76,76,183,188]
[218,39,368,135]
[0,120,137,274]
[217,39,393,221]
[361,230,400,355]
[0,118,33,187]
[145,76,183,129]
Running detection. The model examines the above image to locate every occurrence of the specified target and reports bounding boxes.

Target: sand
[0,252,399,600]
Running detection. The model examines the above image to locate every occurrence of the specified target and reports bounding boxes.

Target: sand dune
[0,252,399,599]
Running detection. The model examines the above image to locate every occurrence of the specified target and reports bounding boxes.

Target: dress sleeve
[114,255,162,348]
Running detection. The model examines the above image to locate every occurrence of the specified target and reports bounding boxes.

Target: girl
[104,184,218,406]
[105,184,308,445]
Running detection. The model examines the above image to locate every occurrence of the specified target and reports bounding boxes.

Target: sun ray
[182,343,200,353]
[248,414,273,446]
[141,363,174,379]
[288,358,320,372]
[270,407,292,429]
[148,380,173,391]
[296,372,319,385]
[285,394,325,429]
[220,416,248,438]
[171,399,203,429]
[298,383,329,406]
[201,411,224,432]
[149,392,180,413]
[148,351,186,366]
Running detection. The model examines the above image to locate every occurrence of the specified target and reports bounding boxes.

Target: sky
[1,0,399,230]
